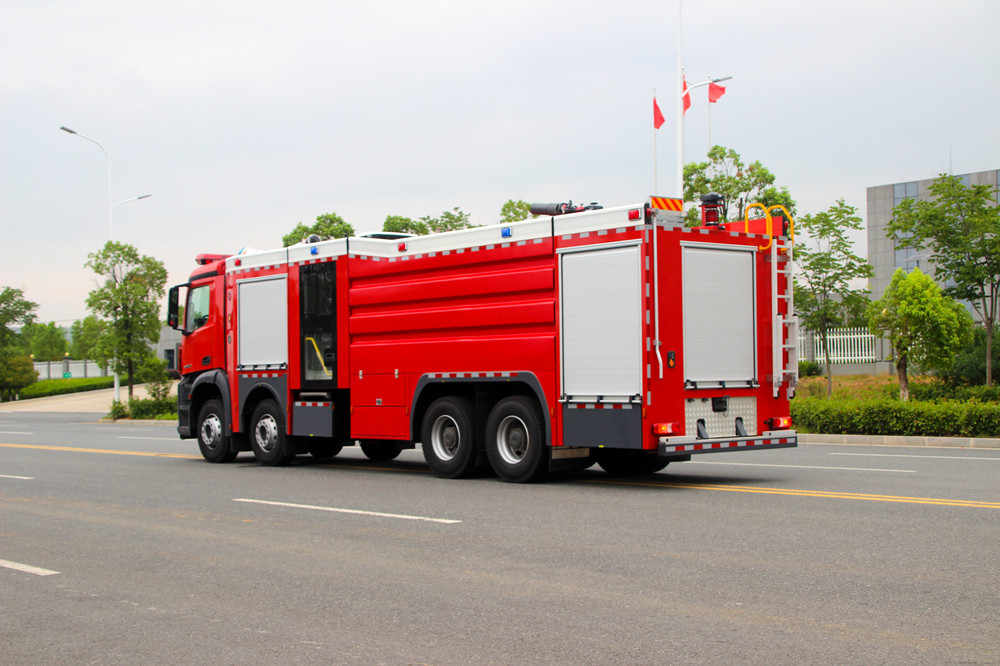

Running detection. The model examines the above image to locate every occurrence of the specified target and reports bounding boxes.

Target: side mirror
[167,285,183,330]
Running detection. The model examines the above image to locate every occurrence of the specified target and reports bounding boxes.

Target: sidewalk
[0,384,171,414]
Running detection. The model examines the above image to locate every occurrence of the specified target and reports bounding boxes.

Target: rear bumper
[658,430,797,457]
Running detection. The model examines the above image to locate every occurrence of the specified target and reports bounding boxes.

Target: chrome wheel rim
[496,415,528,465]
[254,414,279,453]
[199,414,223,451]
[431,415,460,461]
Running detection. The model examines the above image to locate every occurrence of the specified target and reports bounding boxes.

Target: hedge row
[19,377,115,400]
[906,383,1000,403]
[111,398,177,420]
[791,397,1000,438]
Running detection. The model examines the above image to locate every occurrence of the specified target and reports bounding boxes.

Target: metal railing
[798,327,877,364]
[33,360,108,380]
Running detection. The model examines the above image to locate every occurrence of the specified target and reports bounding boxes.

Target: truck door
[558,242,644,447]
[299,261,337,388]
[180,277,225,374]
[560,242,643,400]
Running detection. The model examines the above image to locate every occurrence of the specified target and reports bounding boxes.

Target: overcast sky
[2,0,998,324]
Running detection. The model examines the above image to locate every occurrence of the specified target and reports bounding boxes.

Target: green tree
[0,286,37,351]
[0,353,35,401]
[794,199,873,396]
[888,174,1000,386]
[867,268,973,401]
[683,145,796,225]
[500,199,533,224]
[282,212,355,247]
[21,321,67,361]
[85,241,168,399]
[420,207,477,234]
[70,315,108,361]
[382,215,429,236]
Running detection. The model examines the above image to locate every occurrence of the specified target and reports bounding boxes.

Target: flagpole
[675,0,684,198]
[653,88,658,194]
[707,81,712,151]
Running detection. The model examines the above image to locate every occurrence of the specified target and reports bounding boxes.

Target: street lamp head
[711,76,733,83]
[60,126,77,134]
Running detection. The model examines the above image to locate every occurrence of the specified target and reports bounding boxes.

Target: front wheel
[197,399,237,463]
[485,396,547,483]
[250,399,293,466]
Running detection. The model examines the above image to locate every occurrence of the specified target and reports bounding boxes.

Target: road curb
[799,433,1000,449]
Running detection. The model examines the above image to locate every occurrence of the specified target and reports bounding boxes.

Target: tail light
[768,416,793,430]
[652,422,680,436]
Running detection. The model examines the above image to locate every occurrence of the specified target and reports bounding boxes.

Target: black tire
[249,399,293,466]
[308,442,343,459]
[196,399,237,463]
[485,396,548,483]
[596,450,669,476]
[360,440,404,461]
[421,397,479,478]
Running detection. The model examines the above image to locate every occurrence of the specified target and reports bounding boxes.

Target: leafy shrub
[791,397,1000,437]
[939,327,999,387]
[19,377,115,399]
[107,400,130,420]
[907,382,1000,403]
[128,397,177,419]
[798,361,822,377]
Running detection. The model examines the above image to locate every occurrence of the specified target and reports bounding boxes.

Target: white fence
[798,327,878,364]
[33,360,108,380]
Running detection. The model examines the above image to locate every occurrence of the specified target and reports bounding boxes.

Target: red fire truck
[167,195,797,482]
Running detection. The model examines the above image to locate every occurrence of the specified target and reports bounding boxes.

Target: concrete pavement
[0,384,173,414]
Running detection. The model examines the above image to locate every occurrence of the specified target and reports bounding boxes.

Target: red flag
[653,97,665,129]
[709,82,727,103]
[682,77,691,115]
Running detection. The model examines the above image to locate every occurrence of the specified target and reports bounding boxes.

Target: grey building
[867,168,1000,306]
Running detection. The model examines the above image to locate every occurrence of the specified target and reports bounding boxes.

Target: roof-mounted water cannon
[529,201,603,216]
[699,193,725,226]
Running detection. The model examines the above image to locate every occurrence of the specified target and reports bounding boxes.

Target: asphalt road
[2,412,998,665]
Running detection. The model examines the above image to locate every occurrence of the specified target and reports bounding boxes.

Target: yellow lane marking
[0,443,198,459]
[7,441,997,509]
[587,479,1000,509]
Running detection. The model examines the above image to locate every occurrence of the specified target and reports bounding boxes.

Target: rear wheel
[596,450,669,476]
[250,399,293,466]
[197,399,237,463]
[421,397,478,478]
[485,396,547,483]
[360,440,404,461]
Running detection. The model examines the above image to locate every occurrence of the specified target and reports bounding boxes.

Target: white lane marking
[0,558,60,576]
[687,461,916,473]
[0,474,33,480]
[117,436,179,441]
[831,452,1000,462]
[0,431,33,435]
[234,498,461,524]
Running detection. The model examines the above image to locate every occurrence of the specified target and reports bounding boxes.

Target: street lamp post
[113,194,152,213]
[676,75,733,197]
[59,126,115,240]
[60,126,151,403]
